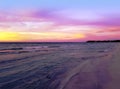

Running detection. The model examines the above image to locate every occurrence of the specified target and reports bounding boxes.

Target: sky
[0,0,120,42]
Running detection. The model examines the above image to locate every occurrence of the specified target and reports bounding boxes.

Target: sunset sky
[0,0,120,42]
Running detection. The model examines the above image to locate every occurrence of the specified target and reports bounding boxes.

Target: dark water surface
[0,43,117,89]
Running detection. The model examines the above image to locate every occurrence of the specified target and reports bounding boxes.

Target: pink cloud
[88,16,120,27]
[25,10,120,27]
[77,34,120,41]
[0,9,120,41]
[0,9,120,27]
[95,26,120,33]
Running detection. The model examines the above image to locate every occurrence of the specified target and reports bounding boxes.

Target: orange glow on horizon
[0,32,86,42]
[0,32,24,42]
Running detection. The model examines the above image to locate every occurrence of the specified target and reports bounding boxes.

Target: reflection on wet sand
[0,43,120,89]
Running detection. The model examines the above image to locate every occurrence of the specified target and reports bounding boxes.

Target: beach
[0,42,120,89]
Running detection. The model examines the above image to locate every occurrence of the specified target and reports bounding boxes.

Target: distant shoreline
[86,40,120,43]
[0,40,120,44]
[0,42,84,44]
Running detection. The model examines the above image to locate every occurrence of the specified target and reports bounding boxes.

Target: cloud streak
[0,9,120,42]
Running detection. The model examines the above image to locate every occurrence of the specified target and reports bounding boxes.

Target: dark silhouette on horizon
[0,40,120,44]
[87,40,120,43]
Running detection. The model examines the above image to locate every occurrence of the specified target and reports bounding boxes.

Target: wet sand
[0,43,119,89]
[59,43,120,89]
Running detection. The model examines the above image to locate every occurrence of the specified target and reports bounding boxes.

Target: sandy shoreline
[0,43,120,89]
[58,43,120,89]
